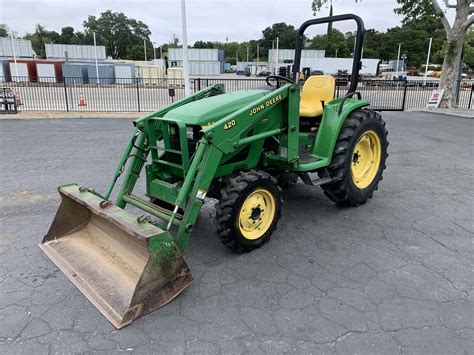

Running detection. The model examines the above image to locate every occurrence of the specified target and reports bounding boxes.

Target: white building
[0,37,34,58]
[45,44,106,60]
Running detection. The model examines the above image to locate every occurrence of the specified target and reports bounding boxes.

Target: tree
[310,28,351,57]
[83,10,152,60]
[0,24,9,37]
[262,23,299,53]
[395,0,473,107]
[312,0,473,107]
[24,24,62,58]
[360,29,385,58]
[464,28,474,66]
[193,40,215,48]
[60,27,76,44]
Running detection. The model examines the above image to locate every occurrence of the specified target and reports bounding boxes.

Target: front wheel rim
[351,130,382,189]
[238,188,276,240]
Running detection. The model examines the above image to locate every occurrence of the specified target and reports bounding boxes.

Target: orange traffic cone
[15,91,23,106]
[78,92,87,106]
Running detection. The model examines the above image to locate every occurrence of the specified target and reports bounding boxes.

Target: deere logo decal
[249,94,283,116]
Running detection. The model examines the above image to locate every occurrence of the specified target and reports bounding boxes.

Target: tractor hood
[164,89,270,126]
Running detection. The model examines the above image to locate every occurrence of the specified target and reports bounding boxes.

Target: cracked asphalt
[0,112,473,354]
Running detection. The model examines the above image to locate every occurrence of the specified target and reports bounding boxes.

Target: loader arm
[105,84,225,206]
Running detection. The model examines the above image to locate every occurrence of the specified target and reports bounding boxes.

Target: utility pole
[181,0,190,96]
[93,32,99,85]
[335,48,338,58]
[10,32,19,81]
[271,40,275,74]
[395,43,401,79]
[276,37,279,74]
[152,42,157,61]
[256,43,259,76]
[144,39,147,61]
[423,37,433,86]
[246,45,249,63]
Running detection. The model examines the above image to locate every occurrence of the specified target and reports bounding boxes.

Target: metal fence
[2,76,473,112]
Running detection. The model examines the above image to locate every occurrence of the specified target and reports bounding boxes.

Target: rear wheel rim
[351,130,382,189]
[238,188,276,240]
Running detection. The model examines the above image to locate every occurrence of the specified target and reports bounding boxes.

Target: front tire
[320,109,388,206]
[215,170,282,253]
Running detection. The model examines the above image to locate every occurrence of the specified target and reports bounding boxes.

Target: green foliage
[194,41,215,48]
[83,10,152,60]
[310,29,350,57]
[311,0,324,15]
[394,0,438,23]
[60,27,75,44]
[24,25,62,58]
[311,0,362,15]
[0,23,9,37]
[465,29,474,68]
[261,23,299,52]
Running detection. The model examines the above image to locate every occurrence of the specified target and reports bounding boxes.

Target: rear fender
[311,98,369,162]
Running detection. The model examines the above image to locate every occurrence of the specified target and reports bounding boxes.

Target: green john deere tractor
[40,14,388,329]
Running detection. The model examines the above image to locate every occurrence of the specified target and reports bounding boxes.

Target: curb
[0,111,151,120]
[408,108,473,118]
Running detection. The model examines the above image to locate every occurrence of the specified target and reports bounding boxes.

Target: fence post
[401,81,408,111]
[197,78,201,92]
[63,79,69,112]
[136,79,141,112]
[455,79,461,106]
[468,83,473,109]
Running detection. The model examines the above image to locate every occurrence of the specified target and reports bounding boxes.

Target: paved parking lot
[0,112,472,354]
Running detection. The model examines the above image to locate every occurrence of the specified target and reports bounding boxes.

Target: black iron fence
[1,76,472,113]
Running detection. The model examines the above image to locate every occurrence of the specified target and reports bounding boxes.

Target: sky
[0,0,452,44]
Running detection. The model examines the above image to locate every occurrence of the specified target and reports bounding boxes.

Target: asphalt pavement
[0,111,472,354]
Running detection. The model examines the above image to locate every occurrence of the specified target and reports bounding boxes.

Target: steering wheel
[265,75,295,88]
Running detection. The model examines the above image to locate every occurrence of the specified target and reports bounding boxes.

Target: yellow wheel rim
[238,188,276,240]
[351,130,382,189]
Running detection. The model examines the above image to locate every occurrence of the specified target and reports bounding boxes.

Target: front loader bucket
[40,184,192,329]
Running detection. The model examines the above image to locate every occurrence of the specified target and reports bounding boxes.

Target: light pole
[93,32,99,85]
[10,32,19,81]
[395,43,401,79]
[423,37,432,85]
[275,37,279,74]
[256,42,260,76]
[271,40,275,74]
[152,42,157,61]
[181,0,190,96]
[143,39,147,61]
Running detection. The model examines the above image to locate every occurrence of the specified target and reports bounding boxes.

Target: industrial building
[236,48,380,77]
[267,49,325,73]
[0,37,34,58]
[168,48,224,76]
[45,43,107,61]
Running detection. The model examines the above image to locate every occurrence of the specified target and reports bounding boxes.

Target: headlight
[186,126,194,140]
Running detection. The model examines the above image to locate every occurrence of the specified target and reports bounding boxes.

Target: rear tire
[320,109,388,206]
[215,170,282,253]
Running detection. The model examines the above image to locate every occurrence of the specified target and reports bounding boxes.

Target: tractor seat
[299,75,335,118]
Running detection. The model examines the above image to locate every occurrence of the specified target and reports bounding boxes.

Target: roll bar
[292,14,365,94]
